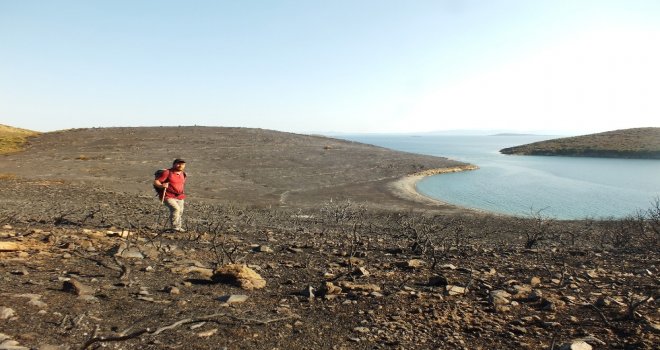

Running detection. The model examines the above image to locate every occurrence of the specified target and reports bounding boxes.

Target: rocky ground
[0,127,658,349]
[0,180,658,350]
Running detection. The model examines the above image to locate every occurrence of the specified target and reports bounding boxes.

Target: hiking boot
[174,228,186,233]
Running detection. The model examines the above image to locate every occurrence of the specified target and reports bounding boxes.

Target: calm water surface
[340,135,660,219]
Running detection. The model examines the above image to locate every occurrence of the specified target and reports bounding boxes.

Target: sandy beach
[388,165,480,207]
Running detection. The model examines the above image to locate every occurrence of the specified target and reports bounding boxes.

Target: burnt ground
[1,126,467,210]
[0,127,658,350]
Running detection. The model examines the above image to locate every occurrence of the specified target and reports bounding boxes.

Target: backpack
[153,169,169,196]
[153,169,188,196]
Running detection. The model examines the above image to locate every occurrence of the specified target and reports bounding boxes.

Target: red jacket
[157,169,187,200]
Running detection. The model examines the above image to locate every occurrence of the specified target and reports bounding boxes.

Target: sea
[339,134,660,220]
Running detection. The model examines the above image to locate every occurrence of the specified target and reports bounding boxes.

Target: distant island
[500,127,660,159]
[491,133,543,137]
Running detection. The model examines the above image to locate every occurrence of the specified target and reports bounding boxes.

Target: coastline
[388,165,479,207]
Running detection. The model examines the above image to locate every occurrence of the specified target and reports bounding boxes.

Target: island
[500,127,660,159]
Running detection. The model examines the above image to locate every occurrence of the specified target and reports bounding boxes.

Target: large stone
[0,307,15,320]
[403,259,424,269]
[558,341,592,350]
[212,264,266,290]
[0,242,21,252]
[445,285,466,296]
[338,281,381,293]
[164,286,180,295]
[511,284,533,299]
[0,339,30,350]
[529,276,542,287]
[490,290,512,312]
[0,232,16,239]
[585,270,599,279]
[117,247,145,259]
[197,328,218,338]
[63,279,95,296]
[352,266,370,276]
[490,290,512,305]
[253,245,273,253]
[109,242,155,259]
[320,282,343,299]
[218,294,249,304]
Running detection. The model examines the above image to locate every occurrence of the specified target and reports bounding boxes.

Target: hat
[173,158,186,164]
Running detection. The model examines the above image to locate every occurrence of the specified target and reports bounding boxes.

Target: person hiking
[154,159,187,232]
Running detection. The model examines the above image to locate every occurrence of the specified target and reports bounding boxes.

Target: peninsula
[500,127,660,159]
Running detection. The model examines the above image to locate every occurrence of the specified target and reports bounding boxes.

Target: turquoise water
[340,135,660,219]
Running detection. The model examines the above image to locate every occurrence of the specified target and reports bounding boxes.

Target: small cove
[340,134,660,219]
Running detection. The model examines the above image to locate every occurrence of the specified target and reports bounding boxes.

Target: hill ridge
[3,126,467,210]
[0,124,40,154]
[500,127,660,159]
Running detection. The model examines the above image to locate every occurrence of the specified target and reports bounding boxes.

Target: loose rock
[197,328,218,337]
[254,245,273,253]
[353,266,370,276]
[445,285,466,296]
[218,295,249,304]
[338,281,381,293]
[397,259,424,269]
[558,341,592,350]
[0,307,15,320]
[212,264,266,290]
[62,279,95,296]
[0,242,21,251]
[529,276,541,287]
[319,282,342,299]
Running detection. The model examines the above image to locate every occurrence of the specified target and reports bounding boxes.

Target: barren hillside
[2,126,467,209]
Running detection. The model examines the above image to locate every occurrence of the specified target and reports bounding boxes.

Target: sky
[1,0,659,135]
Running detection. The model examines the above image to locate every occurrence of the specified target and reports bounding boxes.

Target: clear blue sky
[1,0,659,134]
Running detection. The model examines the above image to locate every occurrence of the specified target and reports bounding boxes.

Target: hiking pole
[160,184,167,204]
